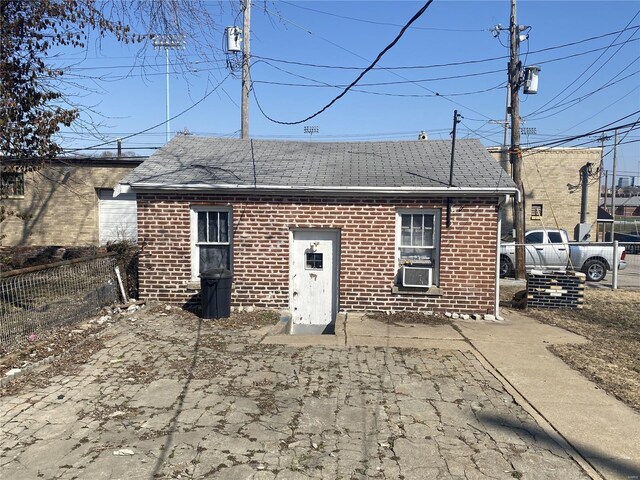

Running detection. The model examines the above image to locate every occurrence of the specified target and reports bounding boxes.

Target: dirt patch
[501,284,640,412]
[0,317,110,375]
[367,311,451,326]
[0,335,107,397]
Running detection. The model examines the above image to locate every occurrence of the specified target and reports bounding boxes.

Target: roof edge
[117,182,519,198]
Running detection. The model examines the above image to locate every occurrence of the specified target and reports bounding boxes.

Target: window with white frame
[191,208,232,279]
[396,209,441,282]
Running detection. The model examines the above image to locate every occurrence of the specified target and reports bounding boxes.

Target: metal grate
[0,255,119,349]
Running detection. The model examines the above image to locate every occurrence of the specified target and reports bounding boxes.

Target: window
[547,231,564,244]
[1,171,25,197]
[525,231,544,244]
[191,208,232,279]
[396,210,440,285]
[305,252,323,270]
[531,204,543,217]
[398,212,437,264]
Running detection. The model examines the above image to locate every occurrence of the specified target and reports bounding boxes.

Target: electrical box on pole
[225,26,242,53]
[523,65,540,94]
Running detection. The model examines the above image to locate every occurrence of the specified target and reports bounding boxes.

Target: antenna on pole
[304,126,319,139]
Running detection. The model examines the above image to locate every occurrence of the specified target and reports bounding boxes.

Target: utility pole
[610,129,619,238]
[596,133,610,241]
[509,0,526,279]
[447,110,462,228]
[241,0,251,139]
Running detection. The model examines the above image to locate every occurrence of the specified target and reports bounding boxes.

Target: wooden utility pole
[509,0,526,279]
[241,0,251,139]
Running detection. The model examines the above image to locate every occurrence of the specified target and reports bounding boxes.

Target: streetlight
[152,34,185,143]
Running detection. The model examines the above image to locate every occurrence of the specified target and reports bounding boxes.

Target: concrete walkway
[265,310,640,480]
[454,311,640,480]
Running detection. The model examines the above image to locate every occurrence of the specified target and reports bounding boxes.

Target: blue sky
[57,1,640,176]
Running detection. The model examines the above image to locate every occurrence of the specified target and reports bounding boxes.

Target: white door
[290,230,340,332]
[98,189,138,244]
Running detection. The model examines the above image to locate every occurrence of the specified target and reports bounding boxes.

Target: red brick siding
[137,194,498,314]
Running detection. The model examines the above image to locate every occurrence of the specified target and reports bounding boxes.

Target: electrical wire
[524,67,640,121]
[252,1,435,125]
[279,0,486,33]
[252,57,505,93]
[64,73,231,152]
[525,12,640,119]
[256,1,493,121]
[249,26,640,72]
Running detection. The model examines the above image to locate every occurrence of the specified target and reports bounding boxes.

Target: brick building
[489,147,602,239]
[1,157,143,246]
[118,136,518,328]
[601,196,640,217]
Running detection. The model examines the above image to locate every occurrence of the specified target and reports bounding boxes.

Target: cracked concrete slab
[0,305,595,479]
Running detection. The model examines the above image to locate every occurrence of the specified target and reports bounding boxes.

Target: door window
[305,252,323,270]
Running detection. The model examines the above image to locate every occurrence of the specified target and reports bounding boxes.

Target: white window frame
[395,208,441,283]
[190,206,233,281]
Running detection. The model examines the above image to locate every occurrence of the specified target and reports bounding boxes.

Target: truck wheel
[500,256,514,278]
[583,259,607,282]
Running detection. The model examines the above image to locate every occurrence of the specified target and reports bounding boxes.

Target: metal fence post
[612,240,619,290]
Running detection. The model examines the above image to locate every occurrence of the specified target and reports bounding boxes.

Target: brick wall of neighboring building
[490,147,601,238]
[2,163,136,246]
[137,193,500,314]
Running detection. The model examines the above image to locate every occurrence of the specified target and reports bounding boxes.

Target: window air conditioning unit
[402,266,432,288]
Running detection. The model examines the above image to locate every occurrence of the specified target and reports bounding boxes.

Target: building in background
[489,147,602,240]
[1,156,144,246]
[618,177,631,188]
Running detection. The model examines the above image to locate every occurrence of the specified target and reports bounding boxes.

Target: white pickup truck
[500,229,627,282]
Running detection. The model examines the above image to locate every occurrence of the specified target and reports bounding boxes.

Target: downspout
[495,195,509,320]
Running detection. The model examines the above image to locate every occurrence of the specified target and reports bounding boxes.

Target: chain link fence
[617,242,640,289]
[0,254,120,350]
[499,241,639,290]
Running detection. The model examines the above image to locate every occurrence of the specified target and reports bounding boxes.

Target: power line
[257,1,492,121]
[64,73,231,152]
[524,67,640,121]
[253,58,505,87]
[280,0,486,33]
[253,1,435,125]
[526,11,640,119]
[250,26,640,72]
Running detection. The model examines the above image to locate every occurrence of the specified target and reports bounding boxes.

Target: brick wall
[490,147,601,237]
[526,271,585,309]
[2,164,134,246]
[137,193,499,315]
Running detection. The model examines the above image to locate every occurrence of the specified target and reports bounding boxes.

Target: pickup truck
[500,229,627,282]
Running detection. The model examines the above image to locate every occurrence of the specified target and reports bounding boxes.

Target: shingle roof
[120,136,516,193]
[600,196,640,207]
